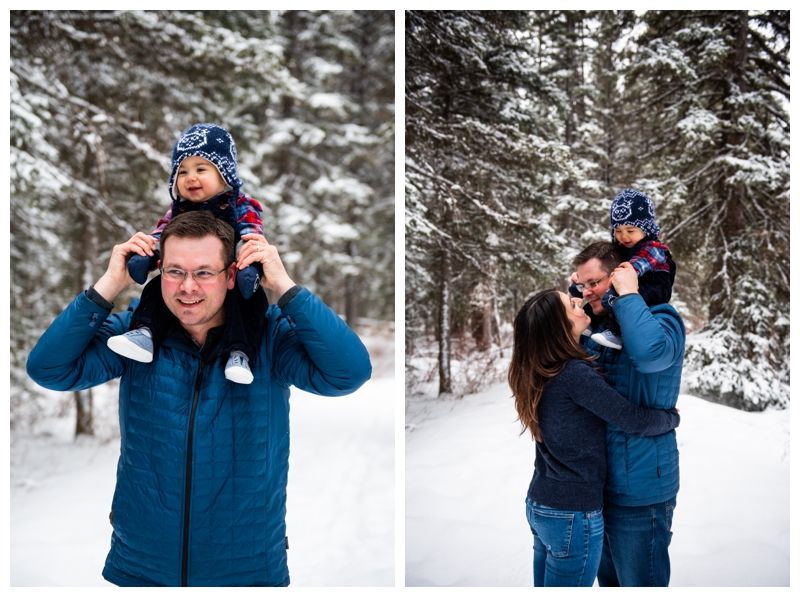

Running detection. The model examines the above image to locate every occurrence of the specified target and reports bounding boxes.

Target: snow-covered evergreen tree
[262,11,395,327]
[406,11,569,394]
[405,10,789,410]
[622,10,789,410]
[527,11,637,253]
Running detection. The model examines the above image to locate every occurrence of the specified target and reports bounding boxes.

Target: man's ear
[226,262,237,290]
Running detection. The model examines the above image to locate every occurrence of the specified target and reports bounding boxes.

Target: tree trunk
[74,389,94,437]
[437,196,454,395]
[438,243,453,395]
[708,11,749,322]
[73,142,100,437]
[472,278,495,352]
[479,301,493,352]
[278,11,299,200]
[344,239,359,333]
[564,12,576,149]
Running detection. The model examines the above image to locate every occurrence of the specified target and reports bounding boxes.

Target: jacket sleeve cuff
[611,292,638,309]
[277,285,303,309]
[85,286,115,310]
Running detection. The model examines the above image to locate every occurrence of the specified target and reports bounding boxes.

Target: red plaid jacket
[627,240,671,276]
[151,191,263,240]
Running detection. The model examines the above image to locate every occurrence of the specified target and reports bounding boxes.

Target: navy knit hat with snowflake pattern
[609,188,661,242]
[168,123,243,202]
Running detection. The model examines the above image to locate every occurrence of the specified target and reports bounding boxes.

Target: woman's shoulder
[543,360,603,404]
[563,358,592,370]
[559,359,600,382]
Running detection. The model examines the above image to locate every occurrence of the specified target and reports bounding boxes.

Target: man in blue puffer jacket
[570,241,685,587]
[26,211,372,586]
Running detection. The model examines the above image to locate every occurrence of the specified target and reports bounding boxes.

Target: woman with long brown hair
[508,288,679,587]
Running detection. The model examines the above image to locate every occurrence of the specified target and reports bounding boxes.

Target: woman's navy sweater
[527,359,679,512]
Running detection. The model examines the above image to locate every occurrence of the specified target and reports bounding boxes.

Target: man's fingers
[242,232,268,243]
[135,233,157,255]
[237,236,273,269]
[124,233,157,257]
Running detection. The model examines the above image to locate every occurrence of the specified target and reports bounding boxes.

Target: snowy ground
[10,328,395,587]
[406,382,790,587]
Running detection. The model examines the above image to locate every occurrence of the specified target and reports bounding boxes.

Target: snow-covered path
[405,384,789,587]
[11,377,395,587]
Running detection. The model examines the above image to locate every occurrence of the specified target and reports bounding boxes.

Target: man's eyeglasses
[575,272,610,293]
[159,266,228,283]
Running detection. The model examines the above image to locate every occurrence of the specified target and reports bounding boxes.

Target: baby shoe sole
[590,334,622,350]
[107,336,154,363]
[225,367,254,384]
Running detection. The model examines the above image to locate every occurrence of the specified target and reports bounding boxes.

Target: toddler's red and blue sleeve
[150,207,173,241]
[236,194,265,237]
[628,241,671,276]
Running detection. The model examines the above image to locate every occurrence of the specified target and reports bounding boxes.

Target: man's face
[160,235,235,337]
[575,257,614,315]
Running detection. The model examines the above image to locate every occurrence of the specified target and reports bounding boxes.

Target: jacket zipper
[181,360,204,587]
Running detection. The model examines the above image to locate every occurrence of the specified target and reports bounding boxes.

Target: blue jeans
[597,497,677,587]
[525,497,604,587]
